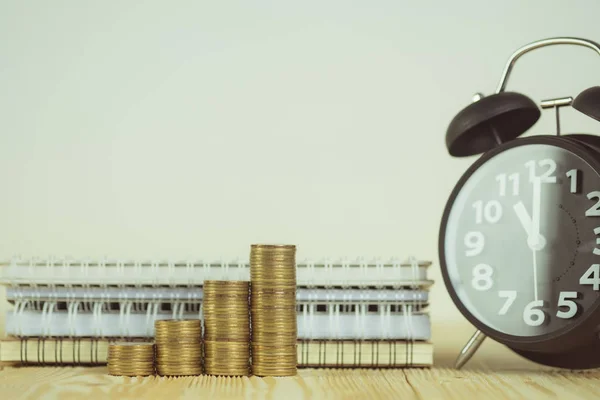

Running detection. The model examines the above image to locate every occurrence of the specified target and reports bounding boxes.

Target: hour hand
[513,200,546,250]
[513,201,532,237]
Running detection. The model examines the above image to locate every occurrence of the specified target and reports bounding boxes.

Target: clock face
[442,138,600,339]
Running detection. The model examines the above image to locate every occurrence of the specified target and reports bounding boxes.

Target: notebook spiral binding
[1,256,432,287]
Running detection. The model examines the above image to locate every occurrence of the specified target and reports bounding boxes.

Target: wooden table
[1,364,599,400]
[2,323,600,400]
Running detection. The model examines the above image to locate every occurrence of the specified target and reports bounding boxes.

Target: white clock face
[444,142,600,337]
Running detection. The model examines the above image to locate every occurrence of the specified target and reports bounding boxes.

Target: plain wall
[1,1,600,364]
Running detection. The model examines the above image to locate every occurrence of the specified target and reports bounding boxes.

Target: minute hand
[529,177,542,248]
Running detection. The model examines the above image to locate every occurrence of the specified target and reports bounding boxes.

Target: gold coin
[251,315,297,324]
[203,340,250,377]
[249,243,297,377]
[204,334,250,342]
[251,336,296,346]
[108,368,155,376]
[205,340,249,349]
[156,347,203,355]
[251,366,297,377]
[154,319,202,344]
[250,323,297,332]
[251,286,296,293]
[159,319,202,325]
[250,276,297,282]
[154,319,204,376]
[156,366,203,376]
[203,337,250,344]
[252,343,297,352]
[204,366,250,377]
[250,243,296,250]
[107,342,155,376]
[203,279,250,344]
[155,319,202,329]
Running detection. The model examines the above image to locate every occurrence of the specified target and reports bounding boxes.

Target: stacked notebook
[0,256,433,367]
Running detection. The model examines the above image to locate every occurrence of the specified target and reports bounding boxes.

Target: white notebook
[6,308,430,340]
[5,286,430,304]
[0,257,431,287]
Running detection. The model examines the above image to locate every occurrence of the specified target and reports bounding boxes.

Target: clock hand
[515,198,541,301]
[513,201,533,237]
[529,176,542,249]
[530,176,542,302]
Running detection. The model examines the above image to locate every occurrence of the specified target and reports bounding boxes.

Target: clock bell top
[445,37,600,158]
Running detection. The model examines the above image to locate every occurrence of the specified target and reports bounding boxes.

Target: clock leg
[510,339,600,370]
[455,329,487,369]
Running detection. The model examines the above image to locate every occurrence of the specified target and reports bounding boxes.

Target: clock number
[473,200,503,224]
[498,290,517,315]
[472,264,493,291]
[566,169,580,193]
[593,228,600,256]
[585,191,600,217]
[496,173,520,196]
[579,264,600,290]
[556,291,579,319]
[523,300,546,326]
[525,159,557,183]
[464,231,484,257]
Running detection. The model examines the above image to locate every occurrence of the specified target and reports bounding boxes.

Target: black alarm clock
[439,37,600,369]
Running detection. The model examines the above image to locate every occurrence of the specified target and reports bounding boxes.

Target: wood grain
[1,366,600,400]
[2,321,599,399]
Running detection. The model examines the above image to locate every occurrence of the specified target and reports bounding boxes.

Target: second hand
[533,247,538,301]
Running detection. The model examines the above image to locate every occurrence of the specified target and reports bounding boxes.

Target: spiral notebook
[6,308,430,340]
[0,255,433,368]
[0,257,432,287]
[0,338,433,367]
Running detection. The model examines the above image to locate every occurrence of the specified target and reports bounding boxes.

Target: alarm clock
[439,37,600,369]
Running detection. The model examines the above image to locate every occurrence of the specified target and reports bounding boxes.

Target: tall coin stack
[203,280,251,376]
[250,244,298,376]
[154,319,203,376]
[107,342,155,376]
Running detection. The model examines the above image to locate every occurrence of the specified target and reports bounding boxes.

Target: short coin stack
[250,244,298,376]
[203,280,251,376]
[154,319,203,376]
[107,342,155,376]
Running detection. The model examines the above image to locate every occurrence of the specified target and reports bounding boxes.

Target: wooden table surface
[1,322,599,399]
[1,364,599,400]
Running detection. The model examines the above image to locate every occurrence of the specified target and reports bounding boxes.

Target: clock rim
[439,134,600,352]
[509,339,600,369]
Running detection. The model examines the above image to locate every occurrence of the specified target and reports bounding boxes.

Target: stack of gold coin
[107,342,155,376]
[250,244,297,377]
[154,319,203,376]
[203,280,250,376]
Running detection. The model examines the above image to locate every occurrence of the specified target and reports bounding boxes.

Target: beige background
[1,1,600,366]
